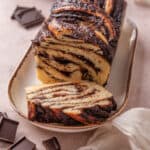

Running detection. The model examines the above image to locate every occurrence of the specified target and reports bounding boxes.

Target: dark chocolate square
[14,7,36,21]
[0,117,19,143]
[15,9,44,28]
[43,137,61,150]
[8,137,36,150]
[11,6,32,19]
[11,6,45,28]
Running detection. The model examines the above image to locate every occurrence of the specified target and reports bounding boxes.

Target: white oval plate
[8,19,137,133]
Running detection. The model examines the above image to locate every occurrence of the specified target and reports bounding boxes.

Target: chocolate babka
[26,81,116,125]
[33,0,125,85]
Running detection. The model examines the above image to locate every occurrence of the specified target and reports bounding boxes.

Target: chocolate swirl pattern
[33,0,125,85]
[26,82,116,125]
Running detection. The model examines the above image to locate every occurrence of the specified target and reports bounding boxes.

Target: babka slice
[26,81,117,125]
[32,0,125,85]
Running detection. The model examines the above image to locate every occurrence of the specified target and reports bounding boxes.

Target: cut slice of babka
[26,81,117,125]
[32,0,126,85]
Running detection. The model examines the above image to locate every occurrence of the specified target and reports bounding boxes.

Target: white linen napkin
[78,108,150,150]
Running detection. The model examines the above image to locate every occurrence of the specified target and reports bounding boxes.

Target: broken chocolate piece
[14,7,36,20]
[15,8,44,28]
[18,9,44,28]
[11,6,31,19]
[43,137,61,150]
[11,6,45,28]
[0,117,19,143]
[8,137,36,150]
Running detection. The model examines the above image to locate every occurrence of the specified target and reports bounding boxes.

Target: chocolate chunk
[15,9,44,28]
[14,7,36,20]
[11,6,31,19]
[11,6,45,28]
[0,117,19,143]
[43,137,61,150]
[8,137,36,150]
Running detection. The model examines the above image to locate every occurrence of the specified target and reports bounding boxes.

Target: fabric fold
[78,108,150,150]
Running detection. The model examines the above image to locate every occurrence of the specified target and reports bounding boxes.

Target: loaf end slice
[26,82,117,125]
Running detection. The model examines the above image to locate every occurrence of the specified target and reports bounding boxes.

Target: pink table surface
[0,0,150,149]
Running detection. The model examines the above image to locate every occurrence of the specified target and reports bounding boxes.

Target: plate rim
[7,20,138,131]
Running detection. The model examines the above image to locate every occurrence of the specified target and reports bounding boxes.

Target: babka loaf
[33,0,125,85]
[26,82,116,125]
